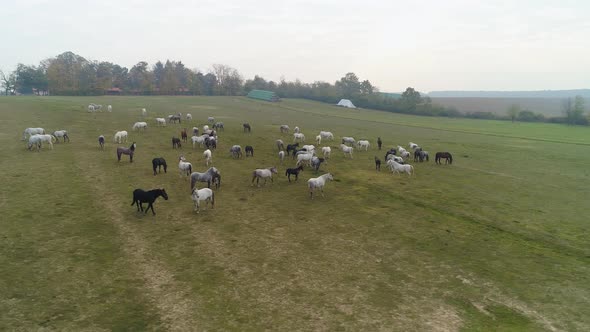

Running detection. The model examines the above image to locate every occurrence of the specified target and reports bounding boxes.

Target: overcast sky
[1,0,589,92]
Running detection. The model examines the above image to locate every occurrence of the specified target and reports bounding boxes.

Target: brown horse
[181,128,188,142]
[435,152,453,164]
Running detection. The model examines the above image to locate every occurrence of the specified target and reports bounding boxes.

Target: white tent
[337,99,356,108]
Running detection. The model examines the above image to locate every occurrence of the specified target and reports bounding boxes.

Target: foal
[285,165,304,182]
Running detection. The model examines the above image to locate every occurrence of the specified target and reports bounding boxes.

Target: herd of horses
[22,104,454,214]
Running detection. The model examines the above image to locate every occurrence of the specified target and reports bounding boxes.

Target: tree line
[0,51,586,125]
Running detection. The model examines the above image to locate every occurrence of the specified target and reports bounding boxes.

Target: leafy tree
[335,72,361,98]
[507,104,520,122]
[0,69,16,95]
[400,87,422,111]
[563,96,585,125]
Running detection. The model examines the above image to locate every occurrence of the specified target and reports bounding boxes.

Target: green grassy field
[431,97,565,117]
[1,96,589,331]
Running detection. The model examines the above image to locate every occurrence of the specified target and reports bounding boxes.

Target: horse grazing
[152,157,167,175]
[296,152,314,167]
[294,126,300,134]
[213,122,224,131]
[203,149,212,166]
[27,135,43,151]
[107,105,112,112]
[131,188,168,215]
[276,139,285,151]
[230,145,242,159]
[387,160,414,176]
[117,142,136,162]
[319,131,334,140]
[178,156,193,177]
[375,156,381,171]
[113,131,128,144]
[98,135,105,150]
[186,113,192,121]
[308,173,334,199]
[192,127,199,136]
[168,114,181,124]
[243,123,251,133]
[252,167,278,186]
[156,118,167,127]
[387,154,404,164]
[285,165,304,182]
[341,137,355,146]
[190,167,220,191]
[409,142,419,150]
[205,137,217,150]
[181,128,188,142]
[245,145,254,157]
[414,149,429,162]
[208,116,215,123]
[316,135,322,145]
[22,127,45,140]
[52,130,69,143]
[191,188,214,213]
[34,134,56,150]
[133,122,148,131]
[435,152,453,164]
[280,125,290,133]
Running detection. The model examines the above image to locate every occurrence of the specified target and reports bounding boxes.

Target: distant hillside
[431,97,564,117]
[427,89,590,98]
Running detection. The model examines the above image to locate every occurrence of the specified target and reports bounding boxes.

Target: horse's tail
[411,165,415,175]
[188,164,192,175]
[449,154,453,164]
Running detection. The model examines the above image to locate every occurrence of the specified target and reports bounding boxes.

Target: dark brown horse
[181,128,188,142]
[435,152,453,164]
[117,142,136,162]
[243,123,251,133]
[375,156,381,171]
[172,137,182,149]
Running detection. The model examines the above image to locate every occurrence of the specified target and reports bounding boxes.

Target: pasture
[1,96,589,331]
[431,97,566,117]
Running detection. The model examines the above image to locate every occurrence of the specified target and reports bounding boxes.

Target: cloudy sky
[1,0,589,92]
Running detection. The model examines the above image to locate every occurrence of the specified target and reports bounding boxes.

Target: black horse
[98,135,105,150]
[152,157,167,175]
[243,123,251,132]
[377,137,382,150]
[131,188,168,215]
[245,145,254,157]
[384,148,396,161]
[286,143,299,155]
[375,156,381,171]
[285,165,304,182]
[172,137,182,149]
[435,152,453,164]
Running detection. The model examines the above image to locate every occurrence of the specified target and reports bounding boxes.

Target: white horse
[387,154,404,164]
[52,130,69,142]
[107,105,112,112]
[296,153,314,167]
[155,118,166,127]
[409,142,419,150]
[203,125,209,132]
[203,149,212,166]
[88,104,96,112]
[319,131,334,140]
[387,160,414,176]
[322,146,331,159]
[27,135,43,151]
[191,188,214,213]
[315,135,321,145]
[293,133,305,142]
[341,137,355,145]
[178,156,193,177]
[252,167,278,186]
[340,144,353,159]
[141,108,147,117]
[208,117,215,123]
[357,140,370,151]
[302,144,315,154]
[400,150,411,160]
[397,146,407,154]
[133,122,148,131]
[113,131,128,144]
[278,151,285,164]
[280,125,290,133]
[192,135,207,148]
[294,126,300,134]
[33,134,55,150]
[22,127,45,140]
[308,173,334,199]
[186,113,192,121]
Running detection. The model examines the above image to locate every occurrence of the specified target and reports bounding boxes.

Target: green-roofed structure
[247,90,280,102]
